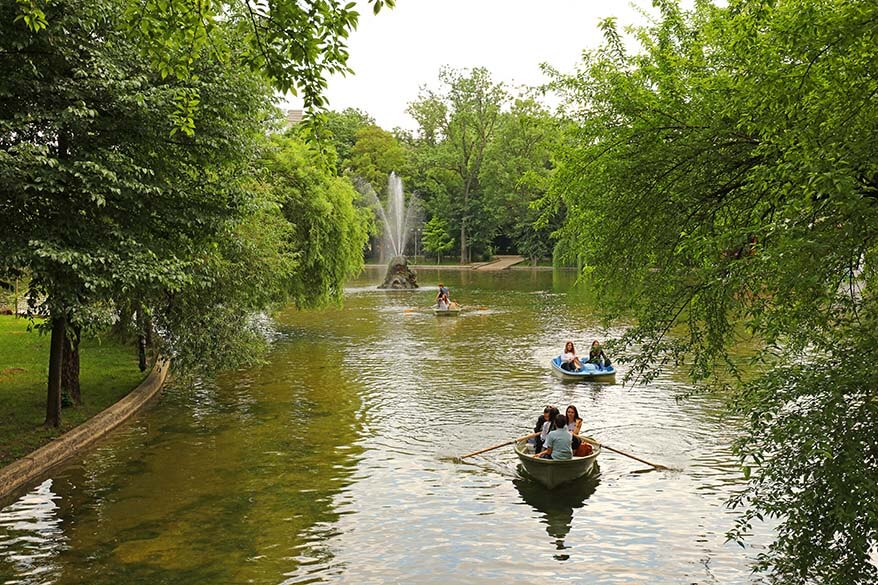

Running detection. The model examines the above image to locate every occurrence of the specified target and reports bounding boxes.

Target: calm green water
[0,268,769,584]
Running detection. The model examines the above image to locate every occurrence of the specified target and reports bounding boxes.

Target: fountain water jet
[361,173,420,289]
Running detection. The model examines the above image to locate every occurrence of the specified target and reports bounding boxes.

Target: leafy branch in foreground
[549,0,878,581]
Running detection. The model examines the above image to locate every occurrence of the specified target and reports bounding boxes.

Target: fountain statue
[380,254,418,289]
[368,173,419,289]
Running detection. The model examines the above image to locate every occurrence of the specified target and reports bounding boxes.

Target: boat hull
[433,308,462,316]
[515,440,600,489]
[550,357,616,382]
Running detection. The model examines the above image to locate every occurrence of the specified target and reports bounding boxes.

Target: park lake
[0,267,771,584]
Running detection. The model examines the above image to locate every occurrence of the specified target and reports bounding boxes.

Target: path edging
[0,359,170,500]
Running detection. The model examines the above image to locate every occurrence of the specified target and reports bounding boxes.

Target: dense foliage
[548,0,878,581]
[261,133,371,309]
[400,68,561,263]
[1,0,375,424]
[13,0,394,135]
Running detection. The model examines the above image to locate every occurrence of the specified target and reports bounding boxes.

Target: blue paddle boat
[550,356,616,382]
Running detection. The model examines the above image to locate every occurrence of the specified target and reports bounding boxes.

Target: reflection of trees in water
[513,467,600,561]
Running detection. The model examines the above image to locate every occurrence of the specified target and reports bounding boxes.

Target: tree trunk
[45,313,66,427]
[136,306,153,372]
[460,224,468,264]
[111,304,134,341]
[61,324,81,406]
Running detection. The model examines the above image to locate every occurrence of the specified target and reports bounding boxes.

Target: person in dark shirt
[588,340,611,369]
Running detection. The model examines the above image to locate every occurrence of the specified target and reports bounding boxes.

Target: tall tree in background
[345,125,407,195]
[421,217,454,264]
[324,108,376,170]
[481,97,561,261]
[550,0,878,581]
[408,67,507,263]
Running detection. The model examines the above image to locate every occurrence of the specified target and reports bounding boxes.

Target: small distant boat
[433,305,462,317]
[514,439,601,489]
[550,356,616,382]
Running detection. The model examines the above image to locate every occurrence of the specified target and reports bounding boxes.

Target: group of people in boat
[435,283,459,310]
[560,340,611,372]
[520,341,612,460]
[527,405,593,460]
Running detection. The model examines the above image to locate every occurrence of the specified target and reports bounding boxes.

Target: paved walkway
[472,255,526,271]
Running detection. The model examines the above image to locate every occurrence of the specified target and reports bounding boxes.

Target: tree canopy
[13,0,394,134]
[1,0,376,425]
[549,0,878,581]
[407,67,508,263]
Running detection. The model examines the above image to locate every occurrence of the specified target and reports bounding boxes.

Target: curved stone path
[0,359,169,502]
[472,255,526,271]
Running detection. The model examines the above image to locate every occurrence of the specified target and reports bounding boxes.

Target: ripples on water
[0,268,771,584]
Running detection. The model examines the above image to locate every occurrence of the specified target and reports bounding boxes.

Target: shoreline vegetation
[0,315,145,468]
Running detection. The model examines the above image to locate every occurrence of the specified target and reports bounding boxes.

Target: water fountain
[366,173,419,289]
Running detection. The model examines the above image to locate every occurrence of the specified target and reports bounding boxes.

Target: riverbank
[0,315,146,468]
[365,261,569,272]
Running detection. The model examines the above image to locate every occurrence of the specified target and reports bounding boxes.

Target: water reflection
[0,480,65,584]
[513,472,600,561]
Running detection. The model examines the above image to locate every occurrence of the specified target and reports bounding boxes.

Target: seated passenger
[565,404,583,451]
[532,405,558,454]
[588,340,611,369]
[534,413,573,460]
[437,292,450,310]
[560,341,583,371]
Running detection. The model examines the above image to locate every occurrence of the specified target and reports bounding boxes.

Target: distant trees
[408,67,507,263]
[402,68,561,264]
[324,108,376,169]
[481,98,562,263]
[421,217,454,264]
[549,0,878,581]
[346,126,407,195]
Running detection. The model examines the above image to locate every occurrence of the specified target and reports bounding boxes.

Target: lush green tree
[421,216,455,264]
[324,108,376,169]
[549,0,878,581]
[481,97,561,261]
[407,67,508,263]
[262,132,370,308]
[0,0,292,425]
[13,0,394,135]
[345,125,407,195]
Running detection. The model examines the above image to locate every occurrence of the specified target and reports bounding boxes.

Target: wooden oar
[458,432,538,460]
[577,435,671,471]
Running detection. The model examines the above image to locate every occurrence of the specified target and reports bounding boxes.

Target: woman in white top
[533,406,560,454]
[561,341,583,372]
[565,405,583,435]
[566,404,584,452]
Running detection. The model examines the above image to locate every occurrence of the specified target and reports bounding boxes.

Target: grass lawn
[0,315,147,468]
